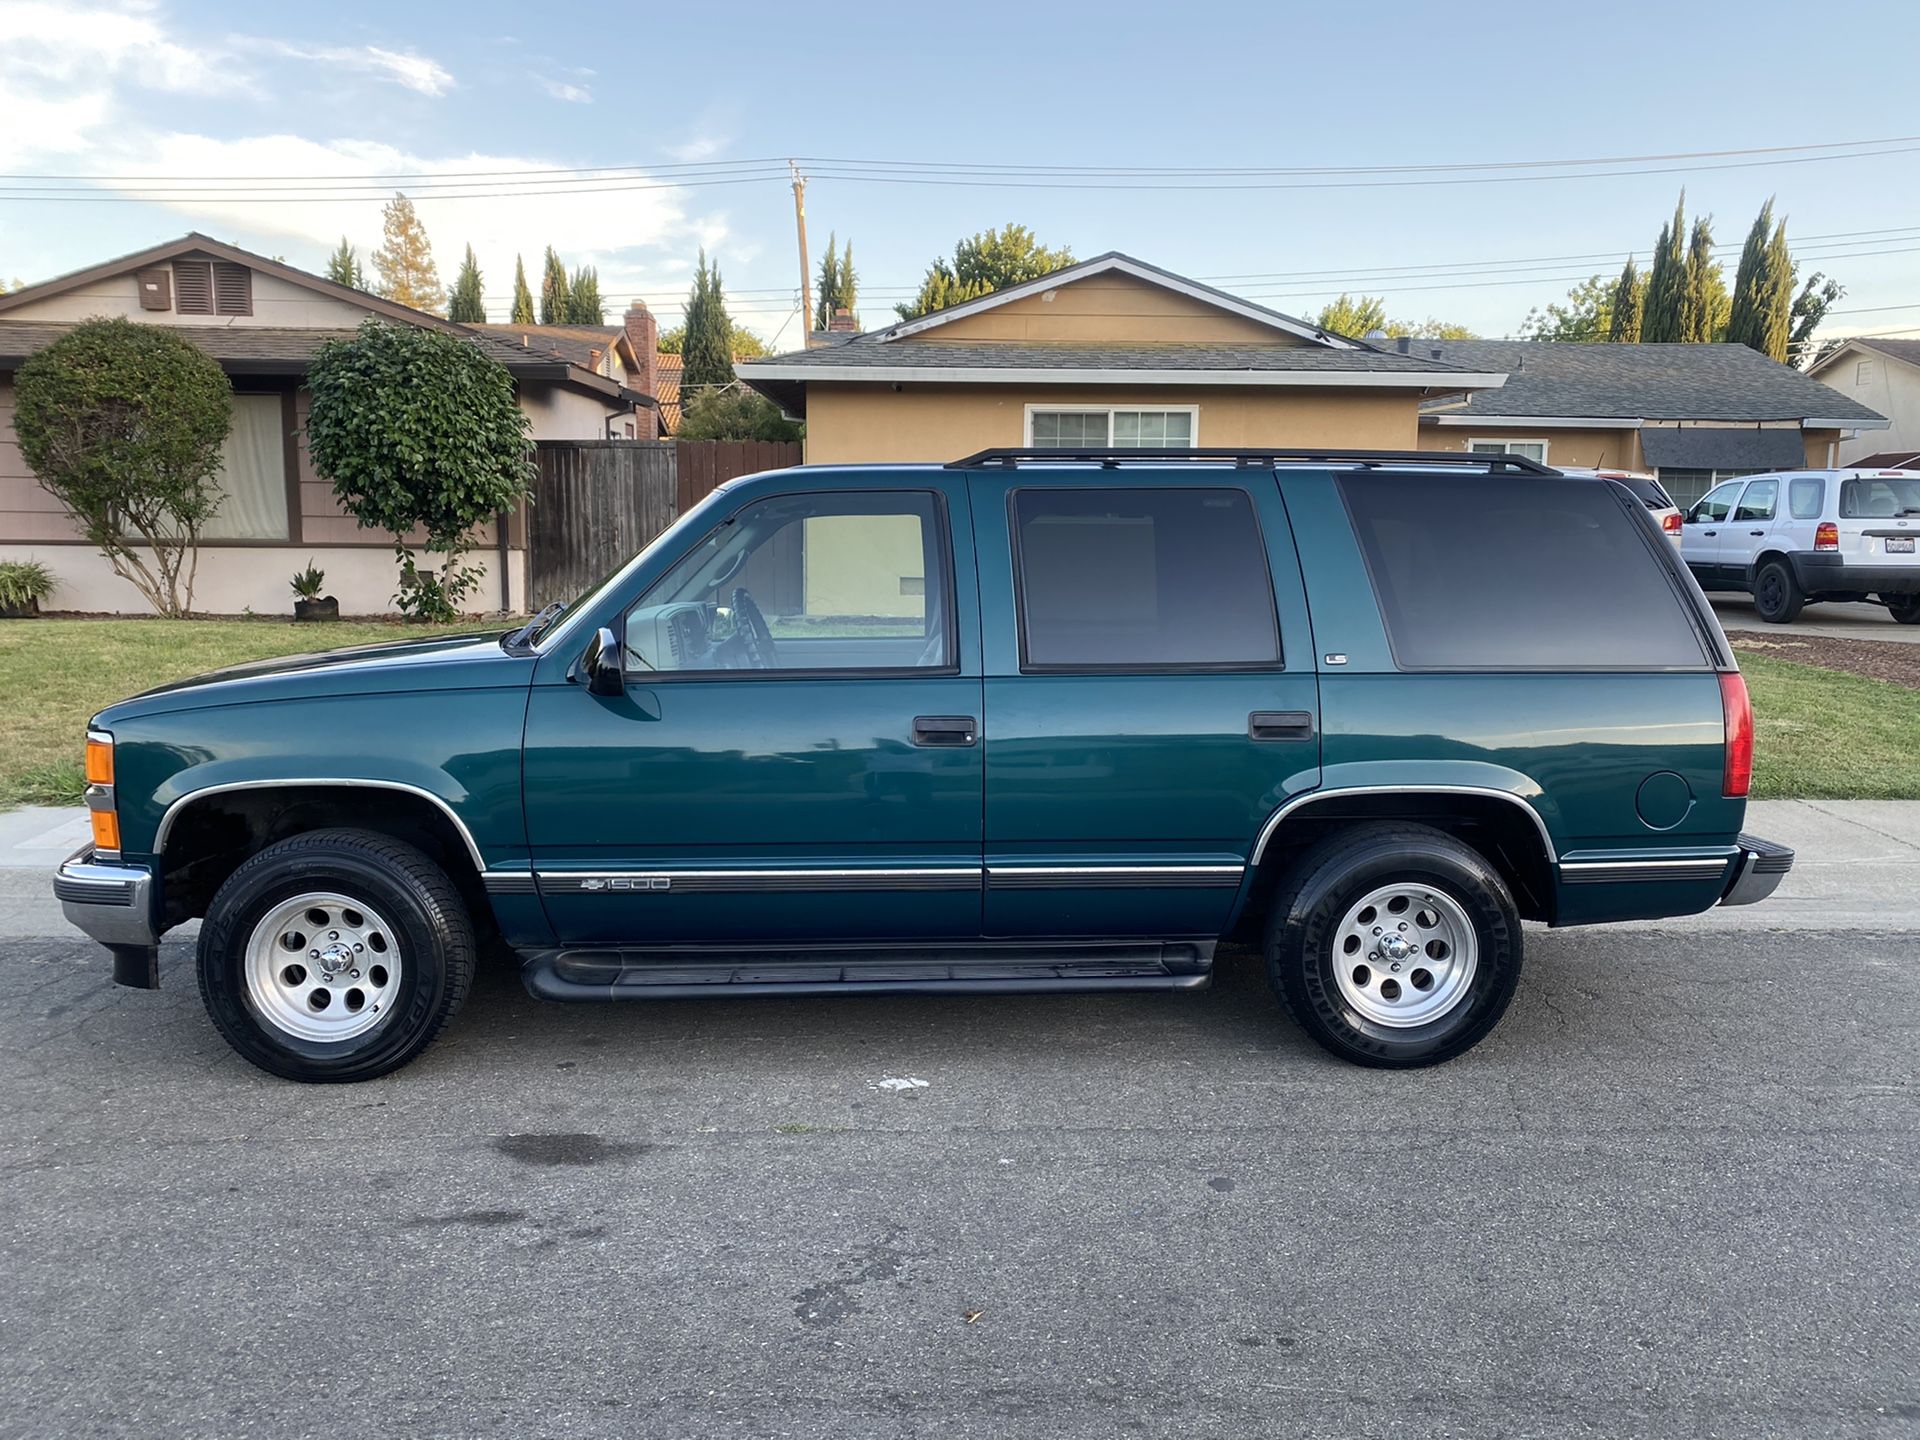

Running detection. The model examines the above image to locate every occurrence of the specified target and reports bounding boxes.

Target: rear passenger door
[970,472,1319,940]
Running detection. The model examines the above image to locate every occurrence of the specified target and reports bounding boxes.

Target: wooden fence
[525,439,801,610]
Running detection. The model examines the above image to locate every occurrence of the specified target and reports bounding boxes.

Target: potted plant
[290,561,338,622]
[0,559,55,618]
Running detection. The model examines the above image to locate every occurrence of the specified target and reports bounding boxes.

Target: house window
[172,260,252,316]
[1656,467,1769,511]
[199,394,289,540]
[1469,439,1549,464]
[1027,406,1197,448]
[1856,359,1876,386]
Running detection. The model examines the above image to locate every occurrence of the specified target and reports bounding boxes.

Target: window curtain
[202,394,289,541]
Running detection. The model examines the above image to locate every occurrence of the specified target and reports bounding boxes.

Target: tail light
[1663,511,1683,534]
[1815,522,1839,550]
[84,730,120,853]
[1720,672,1753,799]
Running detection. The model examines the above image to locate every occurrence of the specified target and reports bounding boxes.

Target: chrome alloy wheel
[1331,882,1479,1028]
[243,891,402,1043]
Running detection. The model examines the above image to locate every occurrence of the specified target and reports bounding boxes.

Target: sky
[3,0,1918,356]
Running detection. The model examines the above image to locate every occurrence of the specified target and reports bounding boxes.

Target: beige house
[1807,338,1920,465]
[740,253,1887,510]
[0,234,659,615]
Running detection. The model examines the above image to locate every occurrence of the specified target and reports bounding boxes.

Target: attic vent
[212,262,252,316]
[135,267,171,311]
[173,260,213,314]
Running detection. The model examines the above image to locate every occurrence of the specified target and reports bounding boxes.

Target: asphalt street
[2,906,1915,1438]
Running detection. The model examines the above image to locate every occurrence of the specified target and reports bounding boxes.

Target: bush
[12,318,232,616]
[0,559,56,612]
[675,385,802,443]
[304,320,533,621]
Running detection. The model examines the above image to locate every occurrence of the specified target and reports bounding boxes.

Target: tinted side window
[1788,477,1825,519]
[1692,481,1743,522]
[1012,488,1280,669]
[1733,479,1778,522]
[1840,476,1920,518]
[1340,475,1710,670]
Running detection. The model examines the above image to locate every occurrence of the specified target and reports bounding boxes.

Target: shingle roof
[1837,338,1920,369]
[1415,339,1884,423]
[655,351,682,433]
[472,323,624,372]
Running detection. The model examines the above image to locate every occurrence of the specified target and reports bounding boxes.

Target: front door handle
[1702,529,1718,536]
[1249,710,1315,741]
[912,715,977,747]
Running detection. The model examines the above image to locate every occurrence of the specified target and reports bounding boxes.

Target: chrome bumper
[1719,833,1795,908]
[56,845,160,986]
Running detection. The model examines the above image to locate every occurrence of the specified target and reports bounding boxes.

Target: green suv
[56,448,1792,1081]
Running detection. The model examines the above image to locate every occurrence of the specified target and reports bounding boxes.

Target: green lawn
[0,617,506,807]
[1740,651,1920,800]
[1,619,1914,808]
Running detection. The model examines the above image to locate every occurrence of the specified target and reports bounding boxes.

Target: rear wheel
[1884,593,1920,625]
[1265,824,1522,1068]
[1753,560,1804,623]
[197,828,475,1082]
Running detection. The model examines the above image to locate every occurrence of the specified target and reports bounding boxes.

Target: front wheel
[1752,560,1804,623]
[197,828,476,1082]
[1884,593,1920,625]
[1265,824,1523,1068]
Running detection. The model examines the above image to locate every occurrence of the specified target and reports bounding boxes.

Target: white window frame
[1024,403,1200,448]
[1469,437,1550,464]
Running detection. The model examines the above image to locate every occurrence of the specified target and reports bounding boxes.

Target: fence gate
[526,441,677,610]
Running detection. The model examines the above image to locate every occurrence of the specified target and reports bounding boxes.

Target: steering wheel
[728,586,779,669]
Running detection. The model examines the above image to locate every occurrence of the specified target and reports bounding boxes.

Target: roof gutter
[735,363,1507,391]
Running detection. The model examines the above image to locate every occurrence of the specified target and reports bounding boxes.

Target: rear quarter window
[1339,474,1711,670]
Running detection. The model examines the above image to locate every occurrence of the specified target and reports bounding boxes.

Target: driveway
[1712,595,1919,642]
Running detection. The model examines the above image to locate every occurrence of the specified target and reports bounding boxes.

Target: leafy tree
[1383,319,1478,340]
[1726,200,1795,362]
[12,318,232,617]
[1606,258,1644,343]
[1641,193,1689,343]
[675,385,803,442]
[565,265,604,324]
[1682,216,1727,343]
[1790,272,1845,367]
[305,320,534,621]
[658,320,766,357]
[539,246,569,325]
[1519,275,1615,342]
[509,255,535,324]
[1313,293,1389,337]
[370,193,442,314]
[815,233,859,330]
[895,224,1073,320]
[447,244,486,323]
[682,250,736,391]
[325,237,367,290]
[656,324,684,354]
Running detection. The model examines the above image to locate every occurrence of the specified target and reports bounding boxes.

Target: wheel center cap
[317,942,354,976]
[1381,934,1416,962]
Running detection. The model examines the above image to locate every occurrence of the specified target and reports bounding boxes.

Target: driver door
[1681,478,1743,587]
[522,480,984,947]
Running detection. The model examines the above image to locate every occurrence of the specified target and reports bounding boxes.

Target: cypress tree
[447,244,486,323]
[1727,200,1795,362]
[1606,257,1643,342]
[682,250,737,392]
[814,233,859,330]
[509,256,535,324]
[370,192,442,313]
[539,247,569,325]
[565,265,604,324]
[325,236,366,290]
[1640,193,1688,343]
[1682,216,1724,343]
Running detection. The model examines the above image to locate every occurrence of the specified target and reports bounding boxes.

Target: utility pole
[790,159,814,347]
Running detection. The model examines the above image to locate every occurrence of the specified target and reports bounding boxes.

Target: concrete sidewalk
[2,798,1915,939]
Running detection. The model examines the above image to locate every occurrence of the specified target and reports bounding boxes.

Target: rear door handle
[1249,710,1315,741]
[1749,529,1766,536]
[912,715,977,747]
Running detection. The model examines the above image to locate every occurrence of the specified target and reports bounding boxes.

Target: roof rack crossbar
[945,446,1559,476]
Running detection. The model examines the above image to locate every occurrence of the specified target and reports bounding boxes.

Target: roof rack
[945,446,1560,477]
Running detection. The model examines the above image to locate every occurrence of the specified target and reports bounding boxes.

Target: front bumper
[1785,552,1920,596]
[55,845,160,987]
[1719,833,1794,907]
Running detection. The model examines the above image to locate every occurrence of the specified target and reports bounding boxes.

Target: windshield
[1840,476,1920,518]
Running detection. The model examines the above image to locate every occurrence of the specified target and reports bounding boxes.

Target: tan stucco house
[740,253,1887,510]
[0,233,660,615]
[1806,338,1920,466]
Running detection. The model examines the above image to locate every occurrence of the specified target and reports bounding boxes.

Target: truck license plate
[1889,537,1915,553]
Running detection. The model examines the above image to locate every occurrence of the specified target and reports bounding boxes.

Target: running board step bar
[520,942,1214,1001]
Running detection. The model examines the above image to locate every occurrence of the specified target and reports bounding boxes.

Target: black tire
[1884,593,1920,625]
[197,828,475,1083]
[1265,823,1522,1068]
[1752,560,1804,623]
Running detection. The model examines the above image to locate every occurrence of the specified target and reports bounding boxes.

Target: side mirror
[581,627,625,697]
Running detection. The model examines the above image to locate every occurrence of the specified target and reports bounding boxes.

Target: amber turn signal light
[85,734,114,785]
[90,808,121,851]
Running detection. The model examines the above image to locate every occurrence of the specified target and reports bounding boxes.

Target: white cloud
[246,40,455,97]
[0,0,248,98]
[668,135,727,163]
[538,77,592,104]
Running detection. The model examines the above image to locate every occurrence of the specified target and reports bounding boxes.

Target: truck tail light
[1720,672,1753,799]
[1662,511,1683,534]
[84,730,120,853]
[1815,522,1839,550]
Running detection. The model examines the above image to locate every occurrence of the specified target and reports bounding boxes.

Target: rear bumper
[1786,552,1920,595]
[1719,833,1794,907]
[55,845,160,987]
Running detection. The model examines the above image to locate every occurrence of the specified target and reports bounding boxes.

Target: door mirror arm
[579,626,626,697]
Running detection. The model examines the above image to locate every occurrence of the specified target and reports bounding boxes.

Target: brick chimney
[623,299,660,440]
[828,306,858,333]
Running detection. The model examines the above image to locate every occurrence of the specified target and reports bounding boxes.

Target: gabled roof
[877,251,1364,348]
[472,322,634,375]
[1413,339,1886,427]
[1807,336,1920,376]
